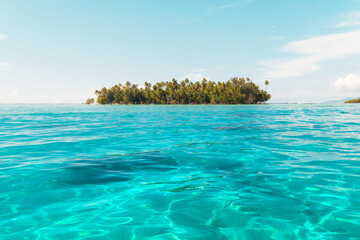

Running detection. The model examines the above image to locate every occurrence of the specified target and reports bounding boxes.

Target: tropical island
[345,98,360,103]
[86,77,271,105]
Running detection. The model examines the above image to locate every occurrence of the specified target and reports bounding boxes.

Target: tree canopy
[345,98,360,103]
[88,77,271,104]
[85,98,95,104]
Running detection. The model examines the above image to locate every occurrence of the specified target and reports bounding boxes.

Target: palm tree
[265,80,269,91]
[90,77,271,104]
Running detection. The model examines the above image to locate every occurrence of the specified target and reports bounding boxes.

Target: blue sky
[1,0,360,103]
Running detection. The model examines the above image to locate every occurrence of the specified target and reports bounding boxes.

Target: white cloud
[332,73,360,91]
[184,72,209,81]
[0,62,9,70]
[263,29,360,78]
[12,89,19,97]
[206,1,254,14]
[336,11,360,28]
[0,32,7,40]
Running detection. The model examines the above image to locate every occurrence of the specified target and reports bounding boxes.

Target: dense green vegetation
[87,77,271,104]
[345,98,360,103]
[85,98,95,104]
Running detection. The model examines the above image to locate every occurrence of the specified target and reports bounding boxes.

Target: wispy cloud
[262,29,360,78]
[184,70,209,81]
[0,62,9,70]
[206,1,254,14]
[12,89,19,97]
[332,73,360,91]
[335,11,360,28]
[0,32,6,40]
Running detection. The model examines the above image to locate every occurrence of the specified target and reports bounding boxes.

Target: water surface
[1,104,360,239]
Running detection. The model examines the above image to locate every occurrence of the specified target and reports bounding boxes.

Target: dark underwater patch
[62,152,179,185]
[215,125,266,132]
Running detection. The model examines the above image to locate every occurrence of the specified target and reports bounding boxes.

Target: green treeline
[88,77,271,105]
[345,98,360,103]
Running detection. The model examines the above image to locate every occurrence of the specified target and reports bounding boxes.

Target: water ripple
[1,104,360,239]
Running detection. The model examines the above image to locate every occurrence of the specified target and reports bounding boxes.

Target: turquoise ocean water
[1,104,360,239]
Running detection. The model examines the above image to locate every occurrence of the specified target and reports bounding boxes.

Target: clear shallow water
[1,104,360,239]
